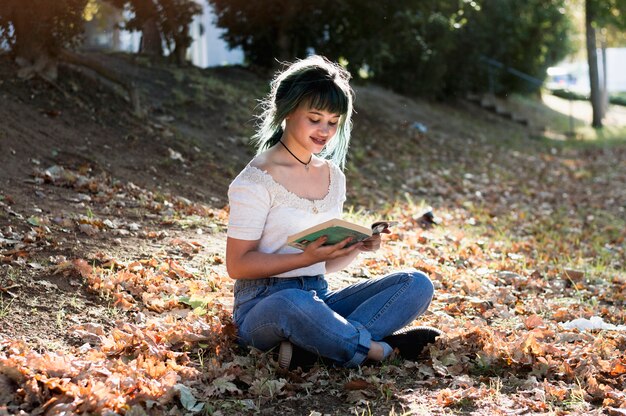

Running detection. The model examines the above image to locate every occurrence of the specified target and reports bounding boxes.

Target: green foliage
[209,0,331,67]
[588,0,626,30]
[318,0,469,97]
[611,92,626,106]
[448,0,573,95]
[209,0,572,97]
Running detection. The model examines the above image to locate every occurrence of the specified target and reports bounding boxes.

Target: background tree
[210,0,571,98]
[158,0,203,65]
[446,0,572,96]
[107,0,163,56]
[209,0,330,67]
[0,0,141,113]
[0,0,88,80]
[107,0,202,63]
[316,0,466,97]
[585,0,626,128]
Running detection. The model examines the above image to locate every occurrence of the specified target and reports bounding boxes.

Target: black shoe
[382,326,442,360]
[277,341,325,371]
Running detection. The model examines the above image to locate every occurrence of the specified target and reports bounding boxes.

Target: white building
[546,48,626,93]
[85,2,244,68]
[187,5,245,68]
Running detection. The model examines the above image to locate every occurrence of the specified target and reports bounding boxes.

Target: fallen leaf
[344,378,373,391]
[563,269,584,281]
[524,314,545,330]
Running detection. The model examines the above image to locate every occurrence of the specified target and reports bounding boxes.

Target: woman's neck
[279,137,313,167]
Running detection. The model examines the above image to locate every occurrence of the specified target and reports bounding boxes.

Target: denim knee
[412,271,434,296]
[255,288,323,328]
[407,271,434,312]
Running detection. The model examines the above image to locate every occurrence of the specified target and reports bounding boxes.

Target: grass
[511,92,626,142]
[561,379,589,412]
[550,88,626,107]
[0,294,14,319]
[56,307,67,330]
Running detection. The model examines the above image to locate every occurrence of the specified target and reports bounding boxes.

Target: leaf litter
[1,101,626,414]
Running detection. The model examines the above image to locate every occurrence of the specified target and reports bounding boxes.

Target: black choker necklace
[279,141,312,171]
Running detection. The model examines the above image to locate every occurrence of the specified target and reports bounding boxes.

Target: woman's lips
[311,136,326,146]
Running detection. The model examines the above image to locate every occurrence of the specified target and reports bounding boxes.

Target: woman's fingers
[304,236,360,260]
[318,237,357,257]
[308,235,328,249]
[328,239,362,257]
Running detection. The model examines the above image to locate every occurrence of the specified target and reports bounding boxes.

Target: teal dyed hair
[252,55,354,169]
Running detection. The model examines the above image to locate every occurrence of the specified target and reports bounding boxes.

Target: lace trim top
[227,161,346,278]
[241,163,343,213]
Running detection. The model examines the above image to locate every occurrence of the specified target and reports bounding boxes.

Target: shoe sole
[278,341,292,369]
[391,325,443,337]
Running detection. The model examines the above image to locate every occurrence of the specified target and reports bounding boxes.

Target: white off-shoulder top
[227,162,346,278]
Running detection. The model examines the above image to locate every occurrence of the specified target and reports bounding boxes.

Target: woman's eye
[309,118,338,126]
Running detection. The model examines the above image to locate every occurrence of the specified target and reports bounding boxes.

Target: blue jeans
[233,270,434,368]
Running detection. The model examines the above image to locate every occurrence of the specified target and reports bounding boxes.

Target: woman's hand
[302,236,362,263]
[359,227,390,252]
[358,233,382,252]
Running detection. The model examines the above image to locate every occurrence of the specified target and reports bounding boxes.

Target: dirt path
[542,93,626,127]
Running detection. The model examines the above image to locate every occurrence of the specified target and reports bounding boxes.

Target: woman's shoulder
[326,159,345,182]
[326,158,342,172]
[231,164,265,185]
[230,152,284,193]
[249,151,299,183]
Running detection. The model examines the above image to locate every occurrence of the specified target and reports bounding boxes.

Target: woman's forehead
[297,101,341,117]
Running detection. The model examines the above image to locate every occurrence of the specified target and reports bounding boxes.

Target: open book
[287,218,396,250]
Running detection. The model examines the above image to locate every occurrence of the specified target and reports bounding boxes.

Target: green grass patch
[550,88,626,107]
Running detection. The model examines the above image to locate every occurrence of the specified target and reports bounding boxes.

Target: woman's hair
[252,55,354,169]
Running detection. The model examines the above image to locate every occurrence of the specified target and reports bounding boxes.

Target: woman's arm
[226,236,362,279]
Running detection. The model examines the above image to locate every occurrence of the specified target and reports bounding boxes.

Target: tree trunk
[276,2,298,63]
[139,17,163,56]
[172,27,192,66]
[585,0,603,128]
[173,42,189,66]
[600,38,609,118]
[10,5,58,80]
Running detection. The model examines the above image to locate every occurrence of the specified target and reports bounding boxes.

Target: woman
[226,55,439,370]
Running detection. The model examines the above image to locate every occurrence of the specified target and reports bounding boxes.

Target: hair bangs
[304,79,349,116]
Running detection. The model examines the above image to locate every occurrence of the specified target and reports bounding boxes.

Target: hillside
[1,52,625,415]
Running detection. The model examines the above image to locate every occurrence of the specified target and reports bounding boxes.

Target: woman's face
[284,102,340,154]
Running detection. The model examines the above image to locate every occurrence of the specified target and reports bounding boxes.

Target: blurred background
[0,0,624,127]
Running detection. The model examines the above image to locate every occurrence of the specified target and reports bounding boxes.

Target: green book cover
[287,218,372,250]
